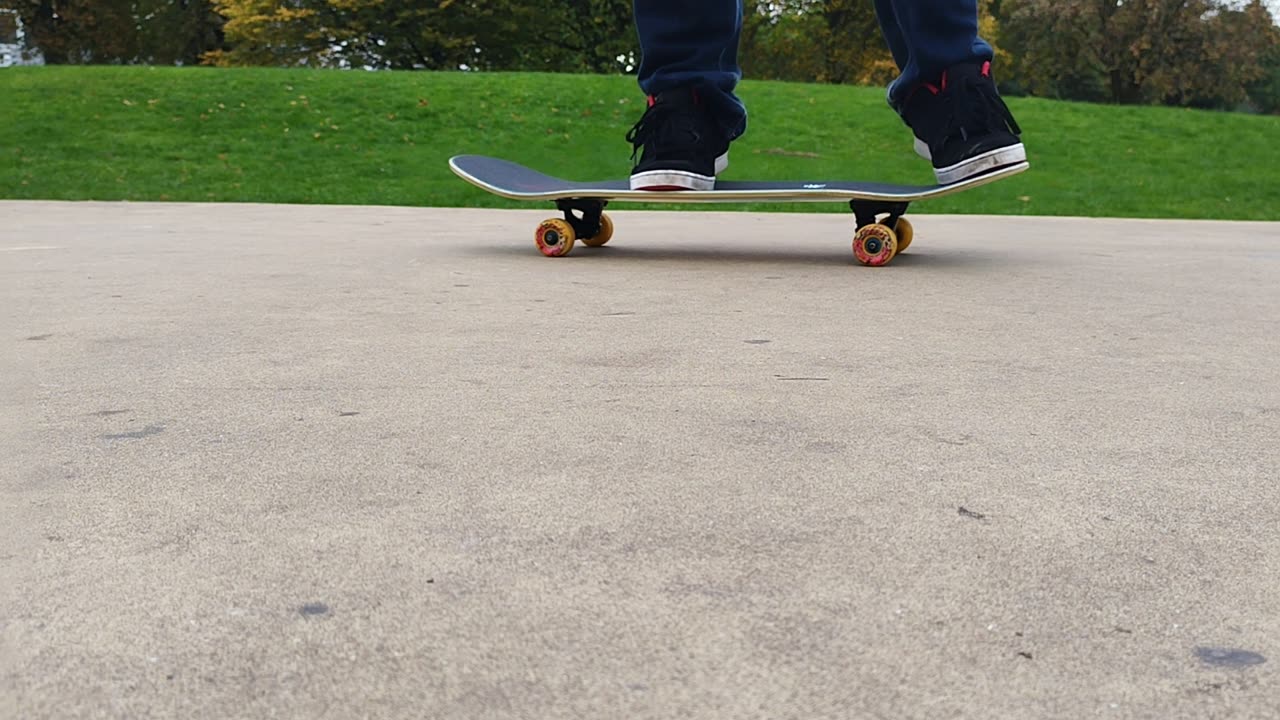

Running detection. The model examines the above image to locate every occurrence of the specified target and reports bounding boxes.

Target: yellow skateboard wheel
[894,218,913,253]
[853,223,898,266]
[535,218,576,257]
[580,213,614,247]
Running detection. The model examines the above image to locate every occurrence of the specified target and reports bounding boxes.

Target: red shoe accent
[940,71,948,91]
[981,61,991,78]
[633,184,689,192]
[646,95,656,107]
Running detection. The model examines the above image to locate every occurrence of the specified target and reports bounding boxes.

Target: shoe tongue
[656,87,700,108]
[942,62,989,86]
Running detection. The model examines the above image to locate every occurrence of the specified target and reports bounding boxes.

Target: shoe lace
[625,100,703,161]
[943,74,1021,143]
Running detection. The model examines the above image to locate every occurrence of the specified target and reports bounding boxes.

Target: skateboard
[448,154,1029,266]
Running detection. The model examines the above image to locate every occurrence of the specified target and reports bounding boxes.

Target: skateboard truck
[555,198,607,239]
[850,199,909,231]
[528,198,615,257]
[849,199,913,266]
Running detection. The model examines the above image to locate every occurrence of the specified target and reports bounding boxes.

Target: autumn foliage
[999,0,1280,108]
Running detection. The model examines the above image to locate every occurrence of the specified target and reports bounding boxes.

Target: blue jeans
[633,0,993,140]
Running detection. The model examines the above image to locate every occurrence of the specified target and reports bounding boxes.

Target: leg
[626,0,745,190]
[875,0,1024,184]
[634,0,747,140]
[875,0,993,109]
[871,0,909,75]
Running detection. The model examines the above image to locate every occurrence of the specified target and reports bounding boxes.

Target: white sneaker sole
[915,138,1027,185]
[630,152,730,191]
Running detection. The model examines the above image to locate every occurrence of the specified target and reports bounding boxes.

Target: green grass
[2,66,1278,218]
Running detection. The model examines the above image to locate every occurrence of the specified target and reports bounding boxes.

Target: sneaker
[626,87,730,191]
[901,61,1026,185]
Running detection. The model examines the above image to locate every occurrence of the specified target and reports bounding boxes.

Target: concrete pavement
[2,201,1279,719]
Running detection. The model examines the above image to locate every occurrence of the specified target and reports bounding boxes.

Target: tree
[14,0,223,65]
[999,0,1280,106]
[206,0,635,71]
[740,0,890,84]
[1248,29,1280,113]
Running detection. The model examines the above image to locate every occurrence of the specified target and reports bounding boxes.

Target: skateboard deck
[448,154,1029,266]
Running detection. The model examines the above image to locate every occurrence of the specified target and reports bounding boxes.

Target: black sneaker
[901,61,1026,185]
[626,87,730,191]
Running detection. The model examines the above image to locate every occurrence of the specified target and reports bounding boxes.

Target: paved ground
[2,201,1278,719]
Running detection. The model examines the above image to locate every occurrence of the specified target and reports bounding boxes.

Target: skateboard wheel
[893,218,913,253]
[535,218,576,257]
[580,213,613,247]
[853,224,898,266]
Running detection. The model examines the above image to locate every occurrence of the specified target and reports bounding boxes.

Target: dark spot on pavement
[958,506,986,520]
[299,602,330,616]
[604,311,636,316]
[924,429,972,446]
[426,578,435,584]
[774,376,829,381]
[1017,651,1033,660]
[338,411,359,417]
[1114,626,1133,634]
[103,424,164,440]
[91,409,131,417]
[744,339,771,344]
[453,284,469,287]
[1195,647,1266,668]
[25,334,53,341]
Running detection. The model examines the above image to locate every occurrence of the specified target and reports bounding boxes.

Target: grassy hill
[2,66,1277,219]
